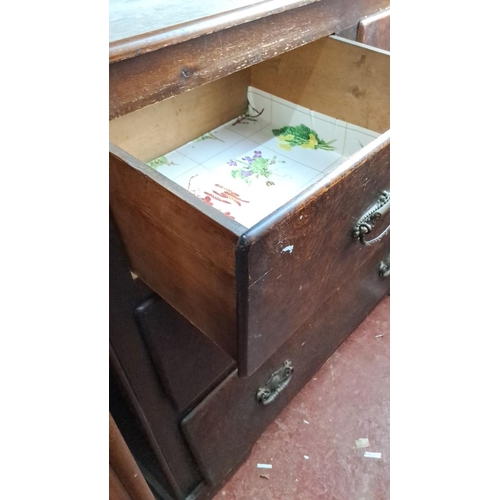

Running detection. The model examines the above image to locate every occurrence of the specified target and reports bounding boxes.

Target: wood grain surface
[110,70,249,162]
[250,36,390,133]
[110,144,244,359]
[110,0,316,60]
[183,240,389,485]
[109,0,390,119]
[236,133,390,376]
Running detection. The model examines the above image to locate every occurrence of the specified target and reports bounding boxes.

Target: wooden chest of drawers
[109,2,390,498]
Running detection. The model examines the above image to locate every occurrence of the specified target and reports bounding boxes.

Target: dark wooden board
[135,295,235,415]
[109,215,202,498]
[110,144,243,360]
[358,8,390,51]
[109,0,390,119]
[109,414,156,500]
[236,134,390,376]
[182,239,389,486]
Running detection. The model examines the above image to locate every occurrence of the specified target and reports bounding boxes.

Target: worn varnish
[109,0,316,60]
[109,147,244,359]
[237,135,390,376]
[109,36,390,374]
[183,240,389,486]
[109,0,390,119]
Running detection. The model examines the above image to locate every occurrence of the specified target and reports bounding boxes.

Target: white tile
[343,129,379,158]
[336,119,348,129]
[272,95,311,117]
[346,122,381,138]
[300,172,326,191]
[249,124,342,172]
[271,100,312,129]
[171,165,213,191]
[147,151,200,180]
[177,125,244,163]
[322,156,347,175]
[311,110,337,126]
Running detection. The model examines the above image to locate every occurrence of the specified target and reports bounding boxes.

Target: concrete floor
[213,297,390,500]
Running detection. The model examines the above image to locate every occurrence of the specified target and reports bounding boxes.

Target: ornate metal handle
[379,255,390,278]
[256,360,293,405]
[353,190,390,246]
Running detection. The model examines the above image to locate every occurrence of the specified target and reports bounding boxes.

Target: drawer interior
[110,36,389,230]
[109,35,390,372]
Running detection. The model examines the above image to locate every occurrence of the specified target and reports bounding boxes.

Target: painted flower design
[147,156,178,169]
[228,150,283,185]
[272,124,335,151]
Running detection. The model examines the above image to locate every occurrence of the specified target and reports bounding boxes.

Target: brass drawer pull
[256,360,293,405]
[353,191,390,246]
[379,255,390,278]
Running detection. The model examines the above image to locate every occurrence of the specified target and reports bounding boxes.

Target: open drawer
[109,36,390,377]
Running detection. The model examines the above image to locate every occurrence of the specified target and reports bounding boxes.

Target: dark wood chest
[109,2,390,498]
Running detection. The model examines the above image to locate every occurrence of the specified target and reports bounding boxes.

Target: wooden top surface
[109,0,316,63]
[109,0,389,118]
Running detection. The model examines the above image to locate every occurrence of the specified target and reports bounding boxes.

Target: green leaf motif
[147,156,177,169]
[272,124,335,151]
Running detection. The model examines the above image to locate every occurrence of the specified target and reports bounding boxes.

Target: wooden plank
[236,133,390,376]
[109,414,156,500]
[109,2,329,120]
[250,36,390,133]
[110,144,244,359]
[358,8,390,51]
[109,0,389,119]
[109,71,250,163]
[183,240,389,484]
[109,216,202,498]
[110,465,134,500]
[109,0,316,60]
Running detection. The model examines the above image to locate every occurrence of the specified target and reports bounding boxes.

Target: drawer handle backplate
[256,360,293,406]
[353,190,390,246]
[379,255,390,278]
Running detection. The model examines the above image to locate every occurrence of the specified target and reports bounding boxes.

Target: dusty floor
[213,296,390,500]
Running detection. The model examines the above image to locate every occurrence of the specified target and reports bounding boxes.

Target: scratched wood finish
[236,134,390,376]
[109,0,389,119]
[357,8,390,51]
[109,144,244,359]
[250,36,390,133]
[109,0,316,61]
[109,70,250,162]
[109,414,156,500]
[183,241,389,486]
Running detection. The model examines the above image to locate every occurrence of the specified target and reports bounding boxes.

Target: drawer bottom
[181,241,390,487]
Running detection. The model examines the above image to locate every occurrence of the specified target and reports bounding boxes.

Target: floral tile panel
[177,124,244,164]
[146,87,383,228]
[175,140,320,228]
[249,123,343,173]
[146,150,200,180]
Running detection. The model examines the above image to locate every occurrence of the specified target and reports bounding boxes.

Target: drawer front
[182,240,389,485]
[237,134,390,376]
